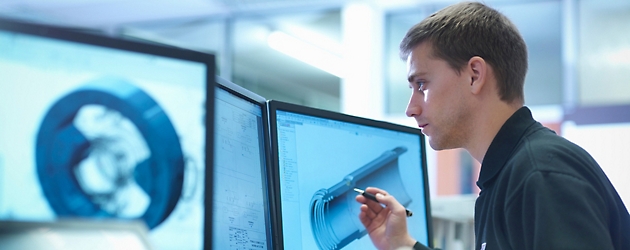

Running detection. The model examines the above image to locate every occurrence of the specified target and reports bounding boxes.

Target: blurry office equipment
[0,18,216,249]
[430,195,476,250]
[0,219,154,250]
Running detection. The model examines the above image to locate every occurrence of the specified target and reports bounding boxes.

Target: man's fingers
[357,193,385,212]
[359,204,391,232]
[373,193,409,218]
[360,204,377,218]
[366,187,389,196]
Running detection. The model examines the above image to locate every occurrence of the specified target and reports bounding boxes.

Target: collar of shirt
[476,106,537,190]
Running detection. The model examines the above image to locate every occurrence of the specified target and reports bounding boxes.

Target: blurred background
[1,0,629,249]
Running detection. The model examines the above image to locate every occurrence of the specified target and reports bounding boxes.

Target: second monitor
[267,100,433,250]
[213,77,274,249]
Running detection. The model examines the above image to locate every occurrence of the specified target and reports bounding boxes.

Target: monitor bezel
[0,17,216,250]
[266,99,433,249]
[215,76,276,249]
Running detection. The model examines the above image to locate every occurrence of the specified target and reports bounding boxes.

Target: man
[355,1,630,250]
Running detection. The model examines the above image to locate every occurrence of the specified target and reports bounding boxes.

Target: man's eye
[416,81,426,91]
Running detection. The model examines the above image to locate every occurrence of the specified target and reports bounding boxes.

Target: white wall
[562,122,630,206]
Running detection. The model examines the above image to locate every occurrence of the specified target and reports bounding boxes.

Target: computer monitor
[267,100,433,250]
[213,77,274,249]
[0,18,215,250]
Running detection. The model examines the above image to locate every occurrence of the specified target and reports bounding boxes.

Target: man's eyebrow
[407,72,426,83]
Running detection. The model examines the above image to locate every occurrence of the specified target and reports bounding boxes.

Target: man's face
[405,42,474,150]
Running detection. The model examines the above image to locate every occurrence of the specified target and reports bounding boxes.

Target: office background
[1,0,628,249]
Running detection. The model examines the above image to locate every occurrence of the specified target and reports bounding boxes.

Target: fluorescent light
[267,31,344,78]
[280,25,343,55]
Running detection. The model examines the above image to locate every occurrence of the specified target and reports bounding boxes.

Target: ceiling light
[267,31,344,78]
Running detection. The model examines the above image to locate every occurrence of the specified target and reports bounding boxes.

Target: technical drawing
[35,77,184,229]
[310,147,412,250]
[213,92,268,250]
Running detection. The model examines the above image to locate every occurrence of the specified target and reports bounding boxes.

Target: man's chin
[427,138,441,151]
[427,137,452,151]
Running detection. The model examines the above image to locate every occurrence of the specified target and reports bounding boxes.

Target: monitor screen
[213,77,274,249]
[0,18,215,250]
[268,100,432,250]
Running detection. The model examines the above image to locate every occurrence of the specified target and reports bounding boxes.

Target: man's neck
[465,102,522,163]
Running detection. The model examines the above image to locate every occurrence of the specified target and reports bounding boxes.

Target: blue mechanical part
[35,77,184,229]
[310,147,411,250]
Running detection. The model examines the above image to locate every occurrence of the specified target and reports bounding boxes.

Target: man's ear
[468,56,487,95]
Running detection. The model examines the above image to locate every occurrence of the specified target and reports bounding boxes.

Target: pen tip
[353,188,362,193]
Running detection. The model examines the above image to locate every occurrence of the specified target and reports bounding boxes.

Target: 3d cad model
[35,77,184,229]
[310,147,412,250]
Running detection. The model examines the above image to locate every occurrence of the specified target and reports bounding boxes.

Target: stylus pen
[354,188,413,217]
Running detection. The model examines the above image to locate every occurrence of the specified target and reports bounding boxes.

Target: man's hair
[400,1,527,104]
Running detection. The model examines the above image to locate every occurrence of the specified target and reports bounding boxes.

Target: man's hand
[355,187,417,250]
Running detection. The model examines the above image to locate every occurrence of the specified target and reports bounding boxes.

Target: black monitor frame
[0,17,216,250]
[266,100,433,249]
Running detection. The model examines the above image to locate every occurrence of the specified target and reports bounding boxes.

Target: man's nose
[405,94,422,117]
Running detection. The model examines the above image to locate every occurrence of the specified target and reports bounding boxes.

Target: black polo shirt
[474,106,630,249]
[413,107,630,250]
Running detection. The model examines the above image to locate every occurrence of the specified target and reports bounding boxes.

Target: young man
[355,2,630,250]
